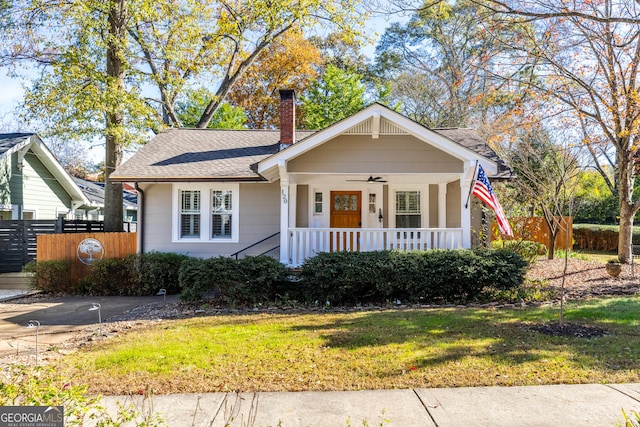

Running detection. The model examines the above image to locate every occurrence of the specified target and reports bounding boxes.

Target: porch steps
[0,272,34,290]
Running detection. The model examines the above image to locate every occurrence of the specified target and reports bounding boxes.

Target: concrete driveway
[0,295,174,356]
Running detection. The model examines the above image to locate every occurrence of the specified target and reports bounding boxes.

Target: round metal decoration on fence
[77,238,105,265]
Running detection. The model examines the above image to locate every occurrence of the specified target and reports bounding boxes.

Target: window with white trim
[314,192,323,214]
[174,184,239,242]
[180,190,201,238]
[395,191,421,228]
[211,190,232,239]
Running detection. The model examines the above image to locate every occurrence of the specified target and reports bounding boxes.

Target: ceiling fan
[346,175,388,183]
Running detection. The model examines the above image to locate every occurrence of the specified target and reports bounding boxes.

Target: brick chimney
[279,89,296,146]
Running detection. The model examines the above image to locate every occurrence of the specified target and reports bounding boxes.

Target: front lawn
[62,297,640,395]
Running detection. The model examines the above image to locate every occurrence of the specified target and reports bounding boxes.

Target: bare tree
[383,0,640,263]
[499,126,580,260]
[490,0,640,263]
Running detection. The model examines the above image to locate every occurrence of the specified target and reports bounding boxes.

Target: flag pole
[465,160,479,209]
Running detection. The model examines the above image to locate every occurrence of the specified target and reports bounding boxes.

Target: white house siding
[140,181,280,259]
[139,183,173,253]
[287,134,464,174]
[21,151,72,218]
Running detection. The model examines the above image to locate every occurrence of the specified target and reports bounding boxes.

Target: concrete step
[0,273,34,290]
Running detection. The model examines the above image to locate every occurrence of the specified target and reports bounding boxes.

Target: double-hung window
[180,190,201,238]
[395,191,421,228]
[174,184,239,242]
[211,190,232,239]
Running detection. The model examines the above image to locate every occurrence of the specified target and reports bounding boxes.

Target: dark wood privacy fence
[0,220,57,273]
[0,219,135,273]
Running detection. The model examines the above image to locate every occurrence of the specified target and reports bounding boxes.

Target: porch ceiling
[288,172,462,185]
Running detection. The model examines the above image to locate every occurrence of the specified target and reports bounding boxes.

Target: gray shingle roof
[73,177,138,209]
[111,126,510,182]
[434,128,513,179]
[0,133,34,159]
[111,129,314,182]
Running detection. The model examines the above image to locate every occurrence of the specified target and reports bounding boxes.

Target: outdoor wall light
[157,288,166,302]
[26,320,40,367]
[89,303,102,336]
[378,208,384,223]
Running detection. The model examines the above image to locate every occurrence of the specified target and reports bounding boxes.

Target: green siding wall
[0,155,14,206]
[21,151,72,218]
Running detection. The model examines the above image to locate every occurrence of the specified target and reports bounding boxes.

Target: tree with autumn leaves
[1,0,365,230]
[382,0,640,262]
[468,0,640,263]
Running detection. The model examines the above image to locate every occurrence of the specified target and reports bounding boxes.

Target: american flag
[472,165,513,237]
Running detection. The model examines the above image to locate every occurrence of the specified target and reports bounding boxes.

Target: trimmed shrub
[299,249,528,305]
[137,251,190,295]
[179,256,288,303]
[25,260,74,294]
[233,256,288,305]
[78,255,141,296]
[179,256,239,301]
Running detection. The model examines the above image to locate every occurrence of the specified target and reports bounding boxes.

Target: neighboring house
[0,133,91,220]
[73,177,138,223]
[110,90,512,266]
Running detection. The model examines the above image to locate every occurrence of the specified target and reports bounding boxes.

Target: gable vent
[380,118,407,134]
[345,118,408,135]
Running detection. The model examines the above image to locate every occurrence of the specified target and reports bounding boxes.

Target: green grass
[62,296,640,395]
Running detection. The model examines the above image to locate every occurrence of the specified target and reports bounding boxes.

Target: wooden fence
[37,233,137,285]
[492,216,573,251]
[0,219,135,273]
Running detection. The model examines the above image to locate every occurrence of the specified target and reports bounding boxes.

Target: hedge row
[573,224,640,251]
[28,249,527,305]
[299,249,528,305]
[27,252,189,296]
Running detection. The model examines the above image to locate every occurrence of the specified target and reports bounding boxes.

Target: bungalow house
[110,90,511,266]
[0,133,91,219]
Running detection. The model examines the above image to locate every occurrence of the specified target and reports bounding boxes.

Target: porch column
[438,183,447,228]
[278,161,290,264]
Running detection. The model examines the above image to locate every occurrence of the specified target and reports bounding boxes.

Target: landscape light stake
[89,303,102,336]
[26,320,40,367]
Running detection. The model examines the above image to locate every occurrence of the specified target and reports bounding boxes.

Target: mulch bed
[526,257,640,300]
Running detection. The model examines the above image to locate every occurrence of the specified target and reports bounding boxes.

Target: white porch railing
[288,227,463,266]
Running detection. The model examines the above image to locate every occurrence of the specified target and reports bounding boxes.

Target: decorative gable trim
[344,116,408,136]
[258,103,498,181]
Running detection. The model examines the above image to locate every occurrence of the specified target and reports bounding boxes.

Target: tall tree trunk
[104,0,127,232]
[617,147,637,263]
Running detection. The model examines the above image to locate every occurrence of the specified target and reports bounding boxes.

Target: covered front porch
[275,171,475,266]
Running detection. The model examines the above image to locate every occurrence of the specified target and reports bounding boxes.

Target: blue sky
[0,9,404,162]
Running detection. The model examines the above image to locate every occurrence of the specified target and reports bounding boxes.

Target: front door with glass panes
[330,191,361,251]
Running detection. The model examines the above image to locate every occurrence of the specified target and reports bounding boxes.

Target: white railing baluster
[288,228,464,265]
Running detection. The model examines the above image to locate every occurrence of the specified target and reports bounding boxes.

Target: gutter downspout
[134,182,144,254]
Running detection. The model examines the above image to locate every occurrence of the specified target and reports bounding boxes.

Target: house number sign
[77,238,105,265]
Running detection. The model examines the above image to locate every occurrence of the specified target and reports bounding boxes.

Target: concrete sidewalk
[99,383,640,426]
